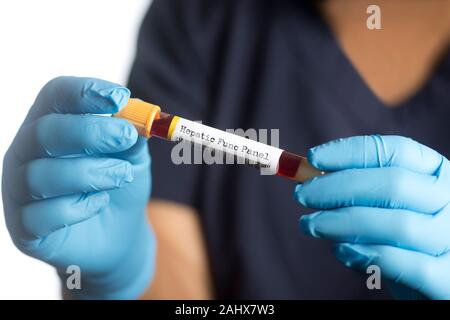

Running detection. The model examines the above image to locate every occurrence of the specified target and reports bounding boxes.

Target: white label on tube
[170,118,284,175]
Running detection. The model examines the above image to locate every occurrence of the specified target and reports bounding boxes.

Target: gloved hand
[296,135,450,299]
[1,76,155,299]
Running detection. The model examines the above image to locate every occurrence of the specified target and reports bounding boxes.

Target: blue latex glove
[2,76,155,299]
[296,135,450,299]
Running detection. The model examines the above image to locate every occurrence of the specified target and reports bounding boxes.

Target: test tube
[114,99,324,183]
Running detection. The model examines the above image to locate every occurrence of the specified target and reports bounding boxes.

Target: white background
[0,0,151,299]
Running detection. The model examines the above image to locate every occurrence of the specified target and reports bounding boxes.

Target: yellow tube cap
[114,98,161,138]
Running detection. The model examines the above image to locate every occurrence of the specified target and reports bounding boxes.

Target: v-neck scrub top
[128,0,450,299]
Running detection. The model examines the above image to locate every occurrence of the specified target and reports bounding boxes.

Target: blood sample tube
[114,99,324,183]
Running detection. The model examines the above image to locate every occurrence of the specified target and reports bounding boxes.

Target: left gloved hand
[295,135,450,299]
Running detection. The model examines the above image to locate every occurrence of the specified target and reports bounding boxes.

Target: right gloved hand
[1,76,156,299]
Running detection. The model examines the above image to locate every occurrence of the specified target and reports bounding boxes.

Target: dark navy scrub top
[127,0,450,299]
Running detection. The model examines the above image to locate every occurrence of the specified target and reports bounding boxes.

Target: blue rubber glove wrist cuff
[60,221,156,300]
[388,282,427,300]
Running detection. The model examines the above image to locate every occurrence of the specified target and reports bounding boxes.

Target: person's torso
[130,0,450,299]
[191,0,450,299]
